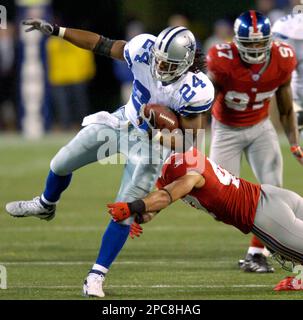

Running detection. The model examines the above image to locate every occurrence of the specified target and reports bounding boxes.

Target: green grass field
[0,133,302,300]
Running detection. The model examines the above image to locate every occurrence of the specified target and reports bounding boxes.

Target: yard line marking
[0,225,229,232]
[0,134,290,147]
[0,260,236,266]
[0,226,101,232]
[8,284,273,289]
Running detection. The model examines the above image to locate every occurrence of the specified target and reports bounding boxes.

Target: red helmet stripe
[250,10,258,33]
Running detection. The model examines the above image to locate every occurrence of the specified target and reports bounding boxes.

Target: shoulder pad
[123,34,156,69]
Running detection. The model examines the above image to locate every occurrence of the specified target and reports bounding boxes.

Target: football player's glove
[291,145,303,165]
[129,222,143,239]
[107,200,146,221]
[107,202,131,221]
[22,18,58,36]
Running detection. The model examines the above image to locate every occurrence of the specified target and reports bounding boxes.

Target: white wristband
[58,27,66,38]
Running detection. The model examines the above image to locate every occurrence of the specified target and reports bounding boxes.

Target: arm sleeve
[179,75,215,117]
[156,177,166,189]
[280,45,298,84]
[123,33,156,70]
[206,45,229,87]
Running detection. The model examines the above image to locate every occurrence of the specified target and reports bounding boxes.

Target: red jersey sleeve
[157,149,206,189]
[206,44,230,87]
[156,176,165,189]
[275,42,297,84]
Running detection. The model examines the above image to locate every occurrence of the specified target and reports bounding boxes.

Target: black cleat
[239,253,274,273]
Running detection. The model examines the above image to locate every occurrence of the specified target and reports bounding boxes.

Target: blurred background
[1,1,302,301]
[0,0,300,138]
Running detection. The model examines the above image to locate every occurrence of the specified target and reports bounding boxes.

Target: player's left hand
[291,145,303,165]
[107,202,131,221]
[129,222,143,239]
[22,18,55,35]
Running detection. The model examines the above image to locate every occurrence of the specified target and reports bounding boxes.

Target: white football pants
[210,116,283,187]
[50,107,171,225]
[252,184,303,264]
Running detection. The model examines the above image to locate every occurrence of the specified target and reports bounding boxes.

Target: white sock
[92,264,108,275]
[263,247,271,257]
[247,247,264,255]
[41,194,58,206]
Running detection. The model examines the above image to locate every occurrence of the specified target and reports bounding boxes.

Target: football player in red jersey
[108,148,303,291]
[206,10,303,273]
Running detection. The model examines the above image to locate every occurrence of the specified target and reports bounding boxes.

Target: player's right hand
[22,18,54,35]
[129,222,143,239]
[107,202,131,221]
[291,145,303,165]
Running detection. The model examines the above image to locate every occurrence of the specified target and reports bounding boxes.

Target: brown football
[143,103,179,131]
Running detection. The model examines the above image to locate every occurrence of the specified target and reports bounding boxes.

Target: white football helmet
[150,26,196,83]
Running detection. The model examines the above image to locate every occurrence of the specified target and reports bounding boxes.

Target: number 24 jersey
[123,34,215,130]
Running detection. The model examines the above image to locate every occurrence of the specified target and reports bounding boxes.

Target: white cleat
[5,197,56,221]
[83,271,105,298]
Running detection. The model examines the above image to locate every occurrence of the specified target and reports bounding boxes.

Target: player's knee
[50,147,72,176]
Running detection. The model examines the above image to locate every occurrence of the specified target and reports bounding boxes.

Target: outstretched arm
[107,172,204,222]
[142,173,204,212]
[63,28,126,60]
[23,18,126,61]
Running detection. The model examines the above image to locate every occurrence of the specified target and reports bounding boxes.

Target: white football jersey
[272,14,303,103]
[123,34,214,130]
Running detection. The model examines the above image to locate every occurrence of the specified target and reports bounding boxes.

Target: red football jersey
[156,150,261,234]
[206,41,297,127]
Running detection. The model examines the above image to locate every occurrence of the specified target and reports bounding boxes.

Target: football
[142,103,179,131]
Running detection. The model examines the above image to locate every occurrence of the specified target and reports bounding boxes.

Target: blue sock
[42,170,72,203]
[96,220,130,269]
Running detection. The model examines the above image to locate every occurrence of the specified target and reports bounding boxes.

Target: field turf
[0,133,302,300]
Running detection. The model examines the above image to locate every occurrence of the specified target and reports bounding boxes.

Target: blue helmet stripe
[164,28,187,53]
[159,26,180,50]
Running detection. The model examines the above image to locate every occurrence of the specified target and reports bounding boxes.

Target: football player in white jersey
[272,13,303,138]
[5,19,214,297]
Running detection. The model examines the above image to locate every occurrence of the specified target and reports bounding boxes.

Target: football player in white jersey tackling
[5,19,214,297]
[272,13,303,138]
